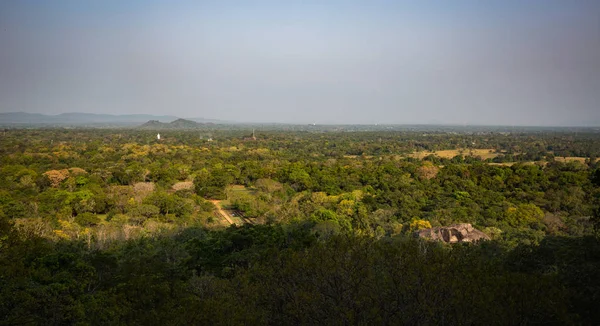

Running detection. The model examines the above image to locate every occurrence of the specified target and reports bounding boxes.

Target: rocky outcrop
[414,223,490,243]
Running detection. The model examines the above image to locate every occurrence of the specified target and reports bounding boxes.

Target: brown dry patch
[343,155,374,159]
[543,214,566,235]
[68,167,87,175]
[409,150,458,159]
[416,162,440,180]
[133,182,155,201]
[172,181,194,191]
[487,161,546,167]
[43,169,70,187]
[488,162,517,167]
[554,157,594,163]
[409,148,499,159]
[468,149,501,160]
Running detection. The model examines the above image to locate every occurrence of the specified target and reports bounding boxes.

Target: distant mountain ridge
[0,112,224,126]
[138,118,214,129]
[0,112,178,125]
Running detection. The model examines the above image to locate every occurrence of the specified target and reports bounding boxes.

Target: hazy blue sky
[1,1,599,125]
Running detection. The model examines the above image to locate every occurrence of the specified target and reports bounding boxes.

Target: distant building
[157,133,161,140]
[243,129,257,141]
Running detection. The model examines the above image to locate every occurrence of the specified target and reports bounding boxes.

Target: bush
[74,212,100,227]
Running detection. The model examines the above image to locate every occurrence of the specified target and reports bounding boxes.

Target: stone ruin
[414,223,490,243]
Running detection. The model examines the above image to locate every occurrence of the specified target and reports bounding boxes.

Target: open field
[228,184,256,195]
[224,185,257,224]
[340,152,598,167]
[343,155,374,159]
[487,162,542,167]
[409,148,500,159]
[554,156,597,163]
[228,210,251,225]
[472,157,597,166]
[210,186,257,226]
[211,210,234,227]
[210,200,243,226]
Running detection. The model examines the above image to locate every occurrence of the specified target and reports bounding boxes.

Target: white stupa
[157,133,161,140]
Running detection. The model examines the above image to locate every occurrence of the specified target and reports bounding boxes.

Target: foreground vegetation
[3,222,600,324]
[1,127,600,324]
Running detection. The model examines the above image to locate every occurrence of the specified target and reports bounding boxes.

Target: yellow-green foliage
[409,219,432,231]
[505,204,544,227]
[483,227,503,239]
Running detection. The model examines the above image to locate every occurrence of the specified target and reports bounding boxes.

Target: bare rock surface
[414,223,490,243]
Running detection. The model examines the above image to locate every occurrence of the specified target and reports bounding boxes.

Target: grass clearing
[409,148,499,159]
[343,155,374,159]
[487,162,545,167]
[553,157,594,163]
[488,162,517,166]
[227,184,257,196]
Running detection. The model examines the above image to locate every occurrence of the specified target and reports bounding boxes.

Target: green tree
[505,203,544,227]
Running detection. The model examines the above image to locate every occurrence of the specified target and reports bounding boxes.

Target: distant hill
[187,117,229,124]
[138,118,214,129]
[0,112,179,126]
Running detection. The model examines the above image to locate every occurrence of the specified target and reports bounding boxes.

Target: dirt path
[209,200,237,226]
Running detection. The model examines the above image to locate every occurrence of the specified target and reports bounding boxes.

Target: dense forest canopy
[1,127,600,324]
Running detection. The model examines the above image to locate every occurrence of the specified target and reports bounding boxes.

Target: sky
[1,0,599,125]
